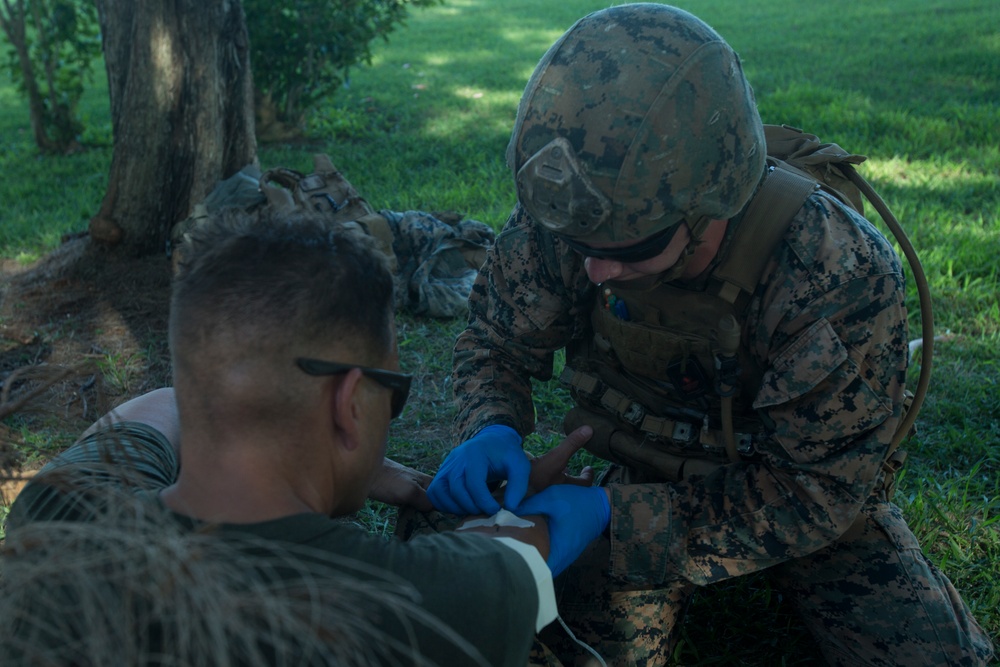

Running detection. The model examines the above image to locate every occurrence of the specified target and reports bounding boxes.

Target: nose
[584,257,623,284]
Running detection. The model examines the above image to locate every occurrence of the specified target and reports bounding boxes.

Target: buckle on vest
[672,421,695,444]
[639,414,698,446]
[621,403,645,427]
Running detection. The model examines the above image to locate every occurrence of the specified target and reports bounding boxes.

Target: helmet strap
[649,216,712,283]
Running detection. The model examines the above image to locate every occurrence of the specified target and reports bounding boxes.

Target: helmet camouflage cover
[507,3,766,245]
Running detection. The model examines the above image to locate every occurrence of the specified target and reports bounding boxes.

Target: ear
[331,368,366,452]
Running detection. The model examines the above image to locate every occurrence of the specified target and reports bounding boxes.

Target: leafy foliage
[0,0,99,152]
[244,0,441,135]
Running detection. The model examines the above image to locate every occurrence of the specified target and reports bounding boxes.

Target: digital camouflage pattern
[380,210,495,319]
[171,155,495,319]
[445,4,993,663]
[507,4,765,245]
[455,189,907,575]
[450,185,994,664]
[535,468,993,666]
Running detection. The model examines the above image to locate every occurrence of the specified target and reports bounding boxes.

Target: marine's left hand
[368,458,434,511]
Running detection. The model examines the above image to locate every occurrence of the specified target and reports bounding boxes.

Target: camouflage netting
[1,471,481,666]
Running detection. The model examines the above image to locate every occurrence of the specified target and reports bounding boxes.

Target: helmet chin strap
[654,245,697,283]
[653,216,712,283]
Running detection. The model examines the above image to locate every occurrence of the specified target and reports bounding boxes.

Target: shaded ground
[0,237,173,499]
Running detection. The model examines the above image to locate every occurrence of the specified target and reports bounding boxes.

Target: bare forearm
[458,515,551,562]
[368,458,433,510]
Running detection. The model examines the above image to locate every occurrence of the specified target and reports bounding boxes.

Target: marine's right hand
[427,425,529,516]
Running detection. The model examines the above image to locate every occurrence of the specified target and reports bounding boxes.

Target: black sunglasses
[295,358,412,419]
[557,223,683,264]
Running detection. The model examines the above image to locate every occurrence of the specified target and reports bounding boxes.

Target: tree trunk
[0,0,58,152]
[89,0,256,254]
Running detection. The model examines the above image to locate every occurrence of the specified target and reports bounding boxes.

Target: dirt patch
[1,236,173,476]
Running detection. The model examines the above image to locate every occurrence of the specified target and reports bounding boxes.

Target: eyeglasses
[295,358,412,419]
[557,223,684,264]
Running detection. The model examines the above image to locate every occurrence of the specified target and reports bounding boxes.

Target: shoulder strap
[711,162,818,302]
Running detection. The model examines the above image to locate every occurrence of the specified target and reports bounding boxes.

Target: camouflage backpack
[170,155,495,318]
[170,155,397,270]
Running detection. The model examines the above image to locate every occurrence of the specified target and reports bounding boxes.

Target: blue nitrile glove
[427,425,530,516]
[513,485,611,577]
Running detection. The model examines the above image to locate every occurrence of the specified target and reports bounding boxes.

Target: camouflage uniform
[451,192,994,665]
[435,4,994,664]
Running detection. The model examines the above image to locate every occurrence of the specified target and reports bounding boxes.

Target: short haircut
[169,208,395,374]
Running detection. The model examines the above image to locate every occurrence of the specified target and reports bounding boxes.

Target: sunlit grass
[2,0,998,662]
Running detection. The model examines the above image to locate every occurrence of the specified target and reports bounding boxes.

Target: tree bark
[89,0,257,254]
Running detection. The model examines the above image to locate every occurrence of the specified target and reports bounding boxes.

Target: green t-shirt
[7,422,544,666]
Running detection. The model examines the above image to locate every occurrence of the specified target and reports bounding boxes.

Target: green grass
[2,0,998,663]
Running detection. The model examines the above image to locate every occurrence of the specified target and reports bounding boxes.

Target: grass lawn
[2,0,998,664]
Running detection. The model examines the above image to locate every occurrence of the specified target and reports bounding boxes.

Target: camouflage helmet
[507,3,766,245]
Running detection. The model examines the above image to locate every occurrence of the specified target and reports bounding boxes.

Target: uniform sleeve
[608,194,910,586]
[453,204,595,441]
[6,422,179,528]
[316,525,552,667]
[491,537,558,631]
